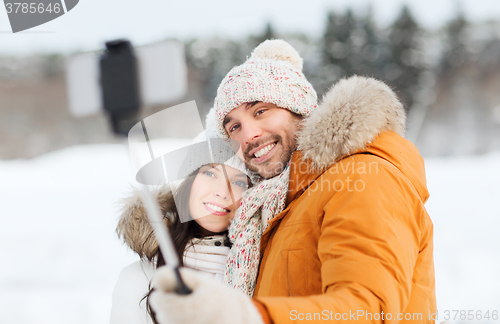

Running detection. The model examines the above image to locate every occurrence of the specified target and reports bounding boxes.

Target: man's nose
[242,120,262,145]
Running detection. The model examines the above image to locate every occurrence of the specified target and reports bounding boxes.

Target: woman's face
[188,164,249,234]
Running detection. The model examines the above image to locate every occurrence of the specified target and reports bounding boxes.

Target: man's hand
[150,267,264,324]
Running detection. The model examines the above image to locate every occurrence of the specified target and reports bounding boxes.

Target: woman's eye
[203,170,215,178]
[233,180,249,189]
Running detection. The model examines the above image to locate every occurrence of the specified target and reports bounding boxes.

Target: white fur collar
[297,76,406,172]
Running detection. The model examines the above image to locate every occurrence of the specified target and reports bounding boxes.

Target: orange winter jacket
[252,131,436,323]
[249,76,437,323]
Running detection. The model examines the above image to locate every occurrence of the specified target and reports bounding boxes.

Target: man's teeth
[254,143,276,158]
[204,203,229,213]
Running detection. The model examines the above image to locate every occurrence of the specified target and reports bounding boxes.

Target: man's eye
[229,124,240,133]
[255,109,266,116]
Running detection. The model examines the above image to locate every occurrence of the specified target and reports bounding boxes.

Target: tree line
[184,5,492,115]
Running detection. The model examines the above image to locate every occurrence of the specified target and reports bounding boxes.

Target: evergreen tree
[322,9,358,77]
[353,7,388,79]
[441,7,469,72]
[386,5,425,112]
[248,22,277,49]
[185,37,247,114]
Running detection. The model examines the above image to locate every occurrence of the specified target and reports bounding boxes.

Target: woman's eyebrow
[214,165,235,175]
[201,165,220,173]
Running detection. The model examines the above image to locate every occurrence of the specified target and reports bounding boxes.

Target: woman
[110,122,253,324]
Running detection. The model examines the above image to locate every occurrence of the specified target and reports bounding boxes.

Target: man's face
[223,102,302,179]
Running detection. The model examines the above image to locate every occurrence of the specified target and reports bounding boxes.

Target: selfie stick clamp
[100,39,141,136]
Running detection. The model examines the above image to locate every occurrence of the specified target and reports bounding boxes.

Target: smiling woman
[110,109,254,324]
[189,164,249,233]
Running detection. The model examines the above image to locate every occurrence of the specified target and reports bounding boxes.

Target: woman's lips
[203,202,230,216]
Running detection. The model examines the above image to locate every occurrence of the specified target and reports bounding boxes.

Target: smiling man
[223,102,303,179]
[150,40,436,324]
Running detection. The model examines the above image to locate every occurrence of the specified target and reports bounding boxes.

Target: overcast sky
[1,0,500,55]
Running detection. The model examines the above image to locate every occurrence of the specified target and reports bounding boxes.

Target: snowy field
[0,142,499,324]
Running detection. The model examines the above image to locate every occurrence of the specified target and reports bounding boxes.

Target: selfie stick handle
[173,267,192,295]
[140,185,192,295]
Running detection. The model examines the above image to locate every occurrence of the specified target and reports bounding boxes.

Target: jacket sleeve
[254,163,424,323]
[110,260,155,324]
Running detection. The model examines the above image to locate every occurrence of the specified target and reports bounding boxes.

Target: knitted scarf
[224,163,291,296]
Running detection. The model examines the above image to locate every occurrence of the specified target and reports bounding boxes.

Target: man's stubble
[243,114,303,179]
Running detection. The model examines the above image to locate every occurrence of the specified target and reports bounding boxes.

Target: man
[150,40,436,323]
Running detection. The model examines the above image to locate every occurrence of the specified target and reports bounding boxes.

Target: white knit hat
[214,39,318,137]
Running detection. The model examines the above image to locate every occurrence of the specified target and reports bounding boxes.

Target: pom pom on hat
[250,39,303,71]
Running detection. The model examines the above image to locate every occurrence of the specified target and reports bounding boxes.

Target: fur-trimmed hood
[117,76,428,258]
[116,186,172,261]
[298,75,406,170]
[298,75,428,202]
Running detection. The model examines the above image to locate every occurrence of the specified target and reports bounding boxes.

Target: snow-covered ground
[0,143,499,324]
[427,153,500,323]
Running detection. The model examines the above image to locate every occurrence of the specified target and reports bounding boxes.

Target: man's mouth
[253,142,277,158]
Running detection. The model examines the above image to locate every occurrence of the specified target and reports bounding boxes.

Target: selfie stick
[140,184,192,295]
[97,38,192,294]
